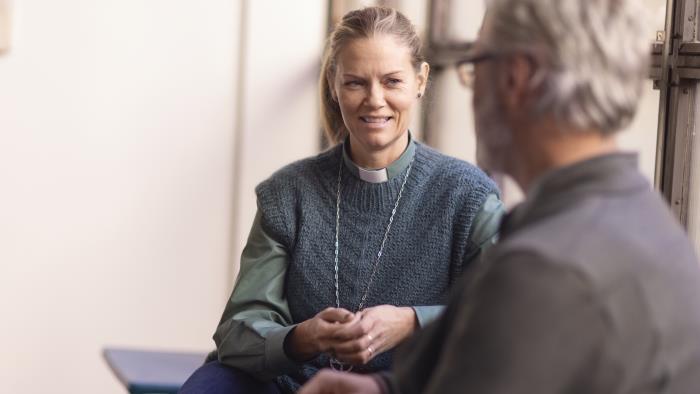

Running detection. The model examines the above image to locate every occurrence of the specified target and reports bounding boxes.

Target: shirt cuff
[411,305,445,327]
[264,325,299,374]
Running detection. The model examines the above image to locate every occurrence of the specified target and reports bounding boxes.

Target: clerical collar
[341,132,417,183]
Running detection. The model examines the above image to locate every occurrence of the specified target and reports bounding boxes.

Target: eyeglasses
[455,52,499,89]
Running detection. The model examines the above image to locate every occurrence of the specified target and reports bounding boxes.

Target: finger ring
[367,345,374,355]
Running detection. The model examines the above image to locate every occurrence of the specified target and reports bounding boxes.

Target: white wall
[617,81,661,182]
[230,0,326,286]
[0,1,327,392]
[0,1,238,392]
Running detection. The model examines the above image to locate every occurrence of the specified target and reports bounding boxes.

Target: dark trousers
[178,361,282,394]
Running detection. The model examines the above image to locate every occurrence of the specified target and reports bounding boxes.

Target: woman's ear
[416,62,430,96]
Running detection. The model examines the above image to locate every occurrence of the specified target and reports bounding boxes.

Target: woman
[180,6,503,394]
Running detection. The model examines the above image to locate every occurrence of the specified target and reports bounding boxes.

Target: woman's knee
[178,361,280,394]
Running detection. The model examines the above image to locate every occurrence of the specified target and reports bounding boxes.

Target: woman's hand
[330,305,417,365]
[285,307,358,361]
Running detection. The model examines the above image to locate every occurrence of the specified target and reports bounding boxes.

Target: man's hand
[299,370,382,394]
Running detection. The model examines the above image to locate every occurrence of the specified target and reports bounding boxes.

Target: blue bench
[103,348,207,394]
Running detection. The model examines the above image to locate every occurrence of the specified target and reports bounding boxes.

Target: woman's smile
[359,116,393,129]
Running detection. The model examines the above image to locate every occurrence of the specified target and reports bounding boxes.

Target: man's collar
[501,152,646,235]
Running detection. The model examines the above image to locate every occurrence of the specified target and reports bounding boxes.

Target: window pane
[617,81,660,182]
[686,86,700,256]
[618,1,664,183]
[643,0,667,36]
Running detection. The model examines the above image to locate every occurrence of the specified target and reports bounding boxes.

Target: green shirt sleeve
[468,192,504,255]
[213,208,299,380]
[412,193,504,327]
[460,192,504,273]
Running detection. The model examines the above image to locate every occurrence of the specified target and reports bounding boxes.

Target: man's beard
[474,87,513,176]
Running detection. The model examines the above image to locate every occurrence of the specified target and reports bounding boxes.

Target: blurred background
[0,0,688,392]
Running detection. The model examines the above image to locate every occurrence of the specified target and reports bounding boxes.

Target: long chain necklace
[329,152,414,371]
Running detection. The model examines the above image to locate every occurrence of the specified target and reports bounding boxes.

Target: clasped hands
[286,305,416,365]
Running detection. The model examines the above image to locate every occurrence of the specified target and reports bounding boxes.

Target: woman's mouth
[359,116,392,128]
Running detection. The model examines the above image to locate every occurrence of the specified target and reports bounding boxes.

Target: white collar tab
[357,167,389,183]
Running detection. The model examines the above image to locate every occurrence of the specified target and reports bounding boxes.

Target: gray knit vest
[255,142,498,392]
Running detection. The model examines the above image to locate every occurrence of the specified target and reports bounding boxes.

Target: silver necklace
[329,153,414,371]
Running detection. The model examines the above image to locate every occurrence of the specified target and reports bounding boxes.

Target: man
[300,0,700,393]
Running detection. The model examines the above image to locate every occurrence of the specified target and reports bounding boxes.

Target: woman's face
[332,35,428,160]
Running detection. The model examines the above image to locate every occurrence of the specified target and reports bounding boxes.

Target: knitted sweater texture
[255,142,497,392]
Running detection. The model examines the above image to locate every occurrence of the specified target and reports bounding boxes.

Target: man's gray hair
[486,0,651,134]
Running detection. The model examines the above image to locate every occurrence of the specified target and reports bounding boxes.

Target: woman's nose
[364,83,386,108]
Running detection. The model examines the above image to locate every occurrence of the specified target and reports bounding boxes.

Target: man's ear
[502,54,536,112]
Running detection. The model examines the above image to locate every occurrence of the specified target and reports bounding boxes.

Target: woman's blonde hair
[320,6,425,145]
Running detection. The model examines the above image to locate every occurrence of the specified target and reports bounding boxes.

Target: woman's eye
[344,80,363,87]
[386,78,402,86]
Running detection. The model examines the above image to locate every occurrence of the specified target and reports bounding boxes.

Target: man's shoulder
[495,187,699,291]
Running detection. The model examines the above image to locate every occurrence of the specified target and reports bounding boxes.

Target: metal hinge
[657,30,666,42]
